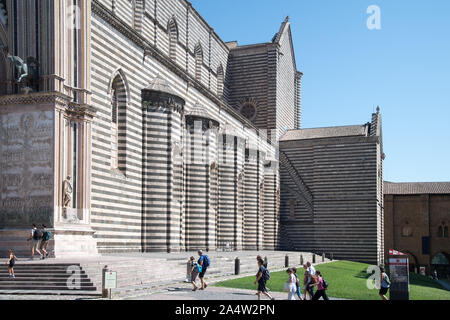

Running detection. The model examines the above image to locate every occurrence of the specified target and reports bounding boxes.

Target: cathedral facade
[0,0,383,264]
[0,0,293,256]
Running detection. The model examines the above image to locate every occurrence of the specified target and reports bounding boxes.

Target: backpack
[203,255,210,267]
[263,268,271,281]
[383,274,391,286]
[33,229,43,240]
[43,231,51,241]
[322,278,329,289]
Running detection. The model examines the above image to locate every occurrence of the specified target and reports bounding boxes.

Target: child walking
[7,250,18,279]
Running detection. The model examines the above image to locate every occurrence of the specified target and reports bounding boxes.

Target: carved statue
[7,54,28,83]
[5,53,39,92]
[63,176,73,208]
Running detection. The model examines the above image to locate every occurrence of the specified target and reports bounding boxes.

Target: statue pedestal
[52,223,98,258]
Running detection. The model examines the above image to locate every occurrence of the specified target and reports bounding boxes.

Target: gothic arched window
[401,221,413,237]
[110,71,129,173]
[132,0,144,33]
[194,43,203,82]
[168,17,178,61]
[217,64,224,97]
[438,223,448,238]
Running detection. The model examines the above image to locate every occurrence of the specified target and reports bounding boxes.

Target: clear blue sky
[191,0,450,182]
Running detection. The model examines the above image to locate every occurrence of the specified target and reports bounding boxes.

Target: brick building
[384,182,450,277]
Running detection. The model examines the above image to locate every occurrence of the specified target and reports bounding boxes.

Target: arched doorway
[431,252,450,279]
[403,251,419,273]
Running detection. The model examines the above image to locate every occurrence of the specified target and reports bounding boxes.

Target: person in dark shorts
[253,257,275,300]
[7,250,18,279]
[379,267,390,300]
[197,250,209,290]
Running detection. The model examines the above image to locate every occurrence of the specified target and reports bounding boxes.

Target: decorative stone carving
[6,54,39,92]
[62,176,73,208]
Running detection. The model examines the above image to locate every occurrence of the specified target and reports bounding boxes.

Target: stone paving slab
[125,284,346,301]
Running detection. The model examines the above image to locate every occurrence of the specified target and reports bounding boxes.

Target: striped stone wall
[263,161,279,250]
[141,87,184,252]
[279,127,383,264]
[243,149,265,250]
[217,134,246,250]
[184,113,219,251]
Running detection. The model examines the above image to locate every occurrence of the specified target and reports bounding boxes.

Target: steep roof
[280,125,368,141]
[384,182,450,195]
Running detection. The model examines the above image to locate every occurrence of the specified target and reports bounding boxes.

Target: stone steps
[0,263,97,293]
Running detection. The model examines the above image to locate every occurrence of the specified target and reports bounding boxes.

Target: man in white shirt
[305,261,316,299]
[307,261,316,276]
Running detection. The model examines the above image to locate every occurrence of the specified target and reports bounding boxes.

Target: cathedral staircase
[279,151,314,215]
[0,263,100,296]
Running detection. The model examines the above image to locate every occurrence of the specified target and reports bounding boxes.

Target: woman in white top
[285,268,298,300]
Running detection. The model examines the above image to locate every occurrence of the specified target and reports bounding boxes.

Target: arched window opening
[438,223,449,238]
[217,64,224,97]
[401,222,412,237]
[194,43,203,82]
[110,72,128,173]
[132,0,144,33]
[168,17,178,61]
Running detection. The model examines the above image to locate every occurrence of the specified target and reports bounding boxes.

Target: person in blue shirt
[197,250,209,290]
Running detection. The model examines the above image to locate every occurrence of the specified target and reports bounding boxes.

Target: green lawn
[214,261,450,300]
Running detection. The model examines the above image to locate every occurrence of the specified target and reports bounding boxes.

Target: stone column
[184,104,219,251]
[141,77,185,253]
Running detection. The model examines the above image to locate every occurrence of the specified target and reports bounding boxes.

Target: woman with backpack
[379,267,390,300]
[309,270,329,300]
[254,258,275,300]
[189,256,201,291]
[40,225,51,259]
[285,268,298,300]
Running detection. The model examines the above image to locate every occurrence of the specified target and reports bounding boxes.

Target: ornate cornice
[0,91,71,107]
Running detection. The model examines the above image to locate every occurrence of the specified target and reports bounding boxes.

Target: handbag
[196,264,202,273]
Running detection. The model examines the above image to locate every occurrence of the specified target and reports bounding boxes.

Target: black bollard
[312,254,316,264]
[235,257,240,275]
[264,256,268,268]
[330,253,333,261]
[285,255,289,267]
[322,252,325,262]
[300,254,304,266]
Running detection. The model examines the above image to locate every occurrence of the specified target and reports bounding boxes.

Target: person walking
[197,250,210,290]
[28,224,43,260]
[379,267,390,300]
[7,250,18,279]
[189,256,201,291]
[302,264,315,300]
[40,225,51,259]
[292,267,303,300]
[254,258,274,300]
[306,261,316,299]
[310,271,329,300]
[284,268,298,300]
[256,255,268,268]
